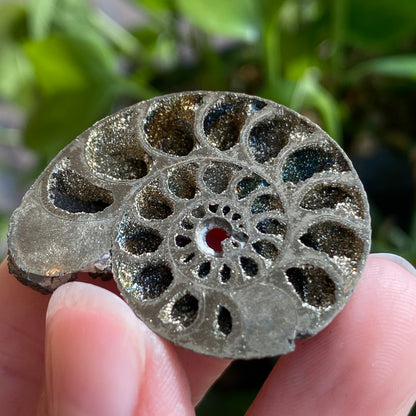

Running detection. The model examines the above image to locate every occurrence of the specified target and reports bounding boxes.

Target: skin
[1,254,416,415]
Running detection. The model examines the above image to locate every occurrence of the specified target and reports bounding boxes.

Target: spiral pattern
[7,92,371,358]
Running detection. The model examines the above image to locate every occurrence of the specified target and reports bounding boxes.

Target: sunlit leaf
[23,33,117,96]
[350,55,416,81]
[23,36,90,95]
[135,0,174,10]
[53,2,118,79]
[175,0,260,42]
[54,0,94,30]
[28,0,57,39]
[63,32,116,84]
[90,9,142,58]
[290,69,341,143]
[0,41,34,102]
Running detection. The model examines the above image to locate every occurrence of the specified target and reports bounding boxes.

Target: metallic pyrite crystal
[8,91,371,359]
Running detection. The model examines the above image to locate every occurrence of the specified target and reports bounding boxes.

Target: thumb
[41,282,145,416]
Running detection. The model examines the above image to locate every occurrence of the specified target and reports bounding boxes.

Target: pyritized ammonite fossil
[7,91,371,359]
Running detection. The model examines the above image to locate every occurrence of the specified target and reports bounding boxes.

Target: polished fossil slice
[7,91,371,359]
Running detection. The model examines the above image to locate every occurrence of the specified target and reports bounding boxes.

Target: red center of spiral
[205,228,230,253]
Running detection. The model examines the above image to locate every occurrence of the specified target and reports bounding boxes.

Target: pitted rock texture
[7,91,371,358]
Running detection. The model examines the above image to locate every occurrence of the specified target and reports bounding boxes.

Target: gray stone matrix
[7,91,371,359]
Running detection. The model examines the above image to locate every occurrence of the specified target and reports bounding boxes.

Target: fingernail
[370,253,416,277]
[45,282,144,416]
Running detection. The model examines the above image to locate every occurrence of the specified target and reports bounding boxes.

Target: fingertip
[45,282,145,416]
[248,255,416,415]
[46,281,135,324]
[369,253,416,277]
[45,282,195,416]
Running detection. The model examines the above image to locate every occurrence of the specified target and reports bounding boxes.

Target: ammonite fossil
[7,91,371,359]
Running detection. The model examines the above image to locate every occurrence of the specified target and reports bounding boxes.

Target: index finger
[0,259,50,415]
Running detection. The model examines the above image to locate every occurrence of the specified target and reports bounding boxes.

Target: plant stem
[264,9,282,90]
[331,0,347,73]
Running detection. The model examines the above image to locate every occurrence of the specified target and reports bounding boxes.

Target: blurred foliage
[0,0,416,413]
[0,0,415,152]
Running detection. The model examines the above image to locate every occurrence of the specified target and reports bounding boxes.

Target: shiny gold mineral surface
[7,91,371,359]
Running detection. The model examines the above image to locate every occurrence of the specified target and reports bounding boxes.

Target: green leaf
[290,69,342,143]
[23,33,117,96]
[258,0,285,25]
[175,0,260,42]
[349,55,416,81]
[90,9,142,58]
[24,87,114,162]
[0,41,35,102]
[346,0,416,50]
[0,2,27,42]
[28,0,57,39]
[23,36,89,95]
[135,0,174,10]
[63,33,116,84]
[53,0,94,31]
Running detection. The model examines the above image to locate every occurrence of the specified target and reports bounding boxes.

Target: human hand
[1,254,416,415]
